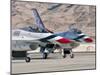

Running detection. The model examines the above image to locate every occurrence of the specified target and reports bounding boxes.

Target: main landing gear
[42,49,49,59]
[62,48,74,58]
[43,53,48,59]
[40,47,49,59]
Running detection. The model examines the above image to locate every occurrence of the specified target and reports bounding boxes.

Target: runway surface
[12,52,96,74]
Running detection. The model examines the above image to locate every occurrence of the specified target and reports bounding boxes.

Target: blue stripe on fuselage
[39,35,57,42]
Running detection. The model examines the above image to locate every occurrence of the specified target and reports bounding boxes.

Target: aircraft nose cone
[84,38,93,43]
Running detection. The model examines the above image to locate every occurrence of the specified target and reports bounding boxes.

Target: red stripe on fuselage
[56,38,72,44]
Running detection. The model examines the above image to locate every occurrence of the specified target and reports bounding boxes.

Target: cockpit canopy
[20,26,38,32]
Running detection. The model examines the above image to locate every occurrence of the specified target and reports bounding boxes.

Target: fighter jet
[31,8,93,58]
[12,9,93,62]
[12,27,79,62]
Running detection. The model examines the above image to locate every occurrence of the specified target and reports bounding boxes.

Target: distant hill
[11,0,96,42]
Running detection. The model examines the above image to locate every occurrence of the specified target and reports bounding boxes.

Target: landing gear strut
[69,49,74,58]
[43,53,48,59]
[40,47,49,59]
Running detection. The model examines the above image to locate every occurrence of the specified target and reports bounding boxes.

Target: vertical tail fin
[32,8,47,32]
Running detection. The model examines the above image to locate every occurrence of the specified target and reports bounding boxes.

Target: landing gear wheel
[70,54,74,58]
[43,53,48,59]
[25,57,31,62]
[62,49,68,58]
[63,54,67,58]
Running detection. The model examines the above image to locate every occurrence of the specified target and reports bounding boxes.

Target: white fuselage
[12,29,79,51]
